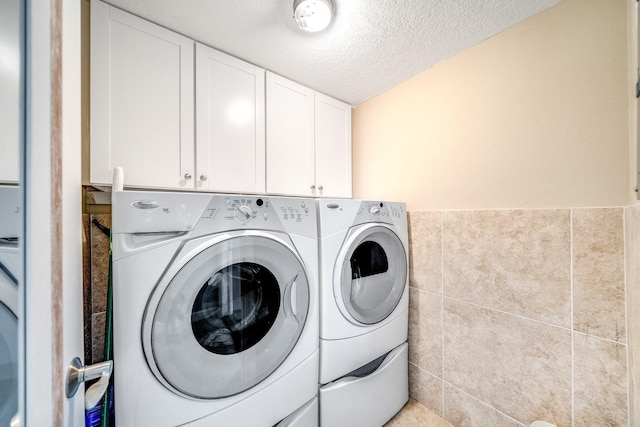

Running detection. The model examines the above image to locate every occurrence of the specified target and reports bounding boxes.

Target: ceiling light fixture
[293,0,333,33]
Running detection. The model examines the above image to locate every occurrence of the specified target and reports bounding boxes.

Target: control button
[370,206,381,215]
[256,199,264,207]
[263,213,269,220]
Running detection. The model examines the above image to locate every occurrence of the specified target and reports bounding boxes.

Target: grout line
[442,380,527,427]
[622,207,631,426]
[415,206,626,214]
[441,293,572,332]
[410,361,443,381]
[440,211,445,417]
[571,330,629,346]
[570,208,574,427]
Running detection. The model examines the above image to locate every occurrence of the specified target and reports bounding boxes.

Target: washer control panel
[197,195,316,237]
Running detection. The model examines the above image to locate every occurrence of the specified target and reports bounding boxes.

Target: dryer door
[335,223,407,325]
[142,232,309,399]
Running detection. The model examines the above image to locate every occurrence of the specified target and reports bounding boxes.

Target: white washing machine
[0,244,19,427]
[316,199,409,427]
[0,186,20,426]
[112,191,319,426]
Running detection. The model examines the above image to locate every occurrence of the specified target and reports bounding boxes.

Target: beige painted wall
[353,0,630,211]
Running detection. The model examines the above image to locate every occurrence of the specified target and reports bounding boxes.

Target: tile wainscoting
[408,208,632,427]
[82,212,111,364]
[626,205,640,427]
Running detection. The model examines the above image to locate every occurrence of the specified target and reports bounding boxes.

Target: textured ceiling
[101,0,561,105]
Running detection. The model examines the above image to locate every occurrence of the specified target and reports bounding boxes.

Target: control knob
[235,204,254,222]
[369,206,381,215]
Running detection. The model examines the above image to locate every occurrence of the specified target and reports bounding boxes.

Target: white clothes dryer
[316,198,408,383]
[112,191,319,426]
[316,199,409,427]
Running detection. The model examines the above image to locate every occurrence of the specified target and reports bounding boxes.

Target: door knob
[65,357,113,398]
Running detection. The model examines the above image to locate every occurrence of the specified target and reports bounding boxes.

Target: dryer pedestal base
[319,342,408,427]
[319,311,407,384]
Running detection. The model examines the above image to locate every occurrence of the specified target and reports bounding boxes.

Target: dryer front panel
[142,232,309,399]
[334,224,407,325]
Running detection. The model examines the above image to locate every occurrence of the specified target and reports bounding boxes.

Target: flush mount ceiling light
[293,0,333,32]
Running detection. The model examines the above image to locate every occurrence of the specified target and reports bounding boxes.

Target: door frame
[22,0,84,425]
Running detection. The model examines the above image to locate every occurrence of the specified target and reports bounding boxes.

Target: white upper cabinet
[266,73,315,197]
[266,73,352,198]
[90,0,194,189]
[195,44,265,193]
[314,93,352,198]
[90,3,351,196]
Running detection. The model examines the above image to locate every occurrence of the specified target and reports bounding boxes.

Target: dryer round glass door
[143,233,309,399]
[335,224,407,325]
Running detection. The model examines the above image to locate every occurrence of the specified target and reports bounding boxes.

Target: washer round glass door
[0,301,17,426]
[143,232,309,399]
[0,257,18,426]
[335,224,407,325]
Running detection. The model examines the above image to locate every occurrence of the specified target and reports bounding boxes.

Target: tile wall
[82,211,111,364]
[626,204,640,427]
[408,208,629,427]
[83,205,637,426]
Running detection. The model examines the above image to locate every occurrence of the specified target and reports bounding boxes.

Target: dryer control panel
[356,201,406,223]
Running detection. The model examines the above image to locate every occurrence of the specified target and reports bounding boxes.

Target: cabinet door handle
[200,175,208,182]
[318,185,323,191]
[184,173,192,180]
[310,185,316,191]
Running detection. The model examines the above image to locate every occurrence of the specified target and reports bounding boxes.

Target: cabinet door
[90,0,194,189]
[266,73,315,196]
[315,93,352,198]
[195,44,265,193]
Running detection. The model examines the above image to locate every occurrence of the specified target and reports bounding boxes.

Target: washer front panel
[335,224,407,325]
[144,232,310,399]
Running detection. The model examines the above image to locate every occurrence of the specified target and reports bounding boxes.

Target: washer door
[335,224,407,325]
[0,300,18,426]
[143,232,309,399]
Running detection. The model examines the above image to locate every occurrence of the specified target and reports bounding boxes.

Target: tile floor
[384,399,454,427]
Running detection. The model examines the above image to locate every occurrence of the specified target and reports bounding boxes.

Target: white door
[90,0,195,190]
[266,73,316,196]
[195,44,266,193]
[314,93,352,198]
[22,0,84,425]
